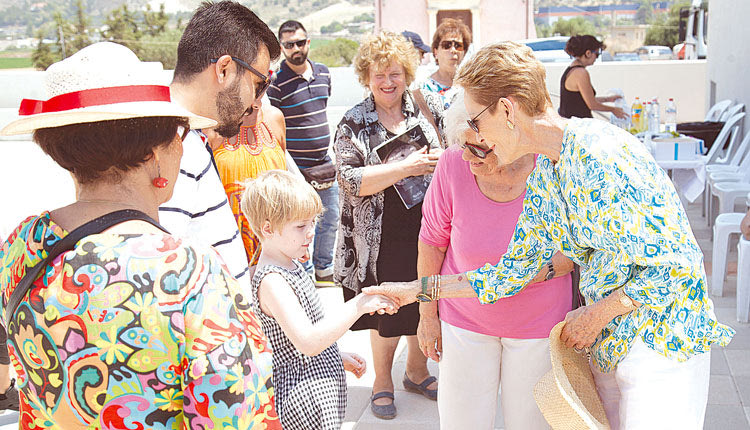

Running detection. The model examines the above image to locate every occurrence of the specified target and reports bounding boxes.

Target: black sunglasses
[466,100,497,133]
[210,56,272,100]
[440,40,464,51]
[461,141,493,159]
[282,38,308,49]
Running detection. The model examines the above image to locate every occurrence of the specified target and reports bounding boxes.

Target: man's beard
[213,77,248,138]
[287,50,308,66]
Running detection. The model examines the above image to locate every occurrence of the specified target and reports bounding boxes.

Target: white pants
[591,338,711,430]
[438,321,551,430]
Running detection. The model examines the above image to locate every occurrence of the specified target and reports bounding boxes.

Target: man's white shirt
[159,130,250,287]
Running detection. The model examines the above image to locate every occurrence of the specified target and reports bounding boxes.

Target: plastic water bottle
[650,98,661,132]
[665,98,677,133]
[631,97,644,133]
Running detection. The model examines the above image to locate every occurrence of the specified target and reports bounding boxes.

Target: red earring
[153,162,168,188]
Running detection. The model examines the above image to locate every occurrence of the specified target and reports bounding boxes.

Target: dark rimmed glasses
[466,100,497,134]
[210,56,272,99]
[282,38,308,50]
[176,125,190,142]
[461,141,493,159]
[440,40,464,51]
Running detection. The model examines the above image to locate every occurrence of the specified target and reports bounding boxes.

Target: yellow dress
[214,111,286,265]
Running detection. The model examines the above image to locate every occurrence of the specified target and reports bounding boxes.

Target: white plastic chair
[701,112,746,219]
[719,103,745,122]
[738,236,750,322]
[712,212,744,296]
[705,99,733,121]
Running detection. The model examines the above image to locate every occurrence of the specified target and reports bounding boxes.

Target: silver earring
[507,120,514,130]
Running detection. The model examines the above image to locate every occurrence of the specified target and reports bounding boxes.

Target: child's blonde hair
[240,170,323,237]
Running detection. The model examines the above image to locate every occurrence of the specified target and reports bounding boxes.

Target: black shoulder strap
[4,209,167,326]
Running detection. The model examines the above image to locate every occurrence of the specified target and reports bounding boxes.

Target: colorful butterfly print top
[466,118,735,372]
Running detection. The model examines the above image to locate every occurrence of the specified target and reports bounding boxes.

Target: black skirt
[343,186,422,337]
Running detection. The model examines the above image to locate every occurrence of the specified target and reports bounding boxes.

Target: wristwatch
[544,261,555,281]
[618,290,635,309]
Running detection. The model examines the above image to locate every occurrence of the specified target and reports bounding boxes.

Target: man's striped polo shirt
[267,60,332,167]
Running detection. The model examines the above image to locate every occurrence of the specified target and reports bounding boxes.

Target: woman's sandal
[402,373,438,401]
[370,391,397,419]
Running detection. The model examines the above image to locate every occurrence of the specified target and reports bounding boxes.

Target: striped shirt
[268,60,332,167]
[159,130,250,288]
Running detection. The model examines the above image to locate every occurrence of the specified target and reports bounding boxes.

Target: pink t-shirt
[419,147,572,339]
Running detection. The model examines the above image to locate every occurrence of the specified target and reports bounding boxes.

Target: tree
[143,3,168,37]
[551,17,598,37]
[102,5,142,54]
[70,0,91,53]
[138,28,182,69]
[309,38,358,67]
[635,0,655,25]
[320,21,344,34]
[644,1,690,47]
[31,31,59,70]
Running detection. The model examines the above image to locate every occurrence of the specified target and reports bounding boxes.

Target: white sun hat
[533,322,611,430]
[0,42,216,136]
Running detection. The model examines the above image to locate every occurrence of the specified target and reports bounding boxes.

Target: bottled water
[650,98,661,133]
[665,98,677,133]
[610,92,629,129]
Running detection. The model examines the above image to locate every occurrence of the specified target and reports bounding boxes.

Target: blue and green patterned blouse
[466,118,734,372]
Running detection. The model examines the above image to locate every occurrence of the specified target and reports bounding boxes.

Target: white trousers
[438,321,551,430]
[591,337,711,430]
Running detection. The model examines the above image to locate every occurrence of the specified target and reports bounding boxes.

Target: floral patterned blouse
[466,118,735,372]
[0,213,281,429]
[418,77,456,110]
[333,90,445,293]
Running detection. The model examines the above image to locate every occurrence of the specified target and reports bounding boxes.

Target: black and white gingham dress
[251,262,346,430]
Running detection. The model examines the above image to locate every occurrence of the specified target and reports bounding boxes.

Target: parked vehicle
[636,45,674,60]
[614,52,640,61]
[518,36,570,63]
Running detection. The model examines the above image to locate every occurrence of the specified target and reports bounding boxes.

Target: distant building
[607,24,650,53]
[535,2,670,25]
[374,0,536,48]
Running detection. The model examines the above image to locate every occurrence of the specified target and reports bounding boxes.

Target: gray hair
[444,90,470,147]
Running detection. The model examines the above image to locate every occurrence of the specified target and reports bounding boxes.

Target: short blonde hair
[240,170,322,237]
[354,31,420,88]
[444,91,471,147]
[455,42,551,116]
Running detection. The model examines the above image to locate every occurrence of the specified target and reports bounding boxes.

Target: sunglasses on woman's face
[440,40,464,51]
[461,141,493,159]
[282,39,308,50]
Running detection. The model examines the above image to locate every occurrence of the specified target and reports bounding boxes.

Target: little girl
[241,170,396,430]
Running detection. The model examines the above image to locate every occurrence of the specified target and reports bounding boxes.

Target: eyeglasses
[176,125,190,142]
[466,100,497,133]
[282,38,308,49]
[461,141,493,159]
[440,40,464,51]
[210,56,272,100]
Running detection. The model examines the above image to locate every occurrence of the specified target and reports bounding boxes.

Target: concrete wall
[376,0,430,44]
[707,0,750,137]
[479,0,536,44]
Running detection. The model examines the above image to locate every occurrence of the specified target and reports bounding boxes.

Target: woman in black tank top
[558,35,628,120]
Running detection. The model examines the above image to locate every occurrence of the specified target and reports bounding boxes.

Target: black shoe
[0,379,19,411]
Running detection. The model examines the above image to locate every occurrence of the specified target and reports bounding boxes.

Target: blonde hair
[240,170,322,237]
[354,31,420,88]
[444,90,471,147]
[455,42,551,116]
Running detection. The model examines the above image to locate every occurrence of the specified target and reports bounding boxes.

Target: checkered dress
[251,262,346,430]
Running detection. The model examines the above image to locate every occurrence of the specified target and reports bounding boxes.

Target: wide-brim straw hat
[1,42,216,136]
[533,322,611,430]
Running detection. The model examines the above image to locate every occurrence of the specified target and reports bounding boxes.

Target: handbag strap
[4,209,167,326]
[412,89,445,148]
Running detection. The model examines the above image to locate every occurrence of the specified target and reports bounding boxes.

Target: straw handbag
[533,322,611,430]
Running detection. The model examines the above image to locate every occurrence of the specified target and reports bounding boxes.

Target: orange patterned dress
[214,112,286,265]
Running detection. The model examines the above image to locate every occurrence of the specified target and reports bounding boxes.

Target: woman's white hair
[444,89,470,147]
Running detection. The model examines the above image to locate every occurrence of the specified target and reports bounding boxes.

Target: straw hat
[533,322,611,430]
[1,42,216,136]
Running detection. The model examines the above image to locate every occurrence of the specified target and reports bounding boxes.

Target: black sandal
[370,391,396,419]
[0,379,19,411]
[403,373,438,401]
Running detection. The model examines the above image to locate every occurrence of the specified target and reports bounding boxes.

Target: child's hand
[342,352,366,378]
[355,293,398,315]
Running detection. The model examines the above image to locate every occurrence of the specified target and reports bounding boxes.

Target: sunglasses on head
[282,39,308,49]
[461,141,493,159]
[440,40,464,51]
[210,56,272,100]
